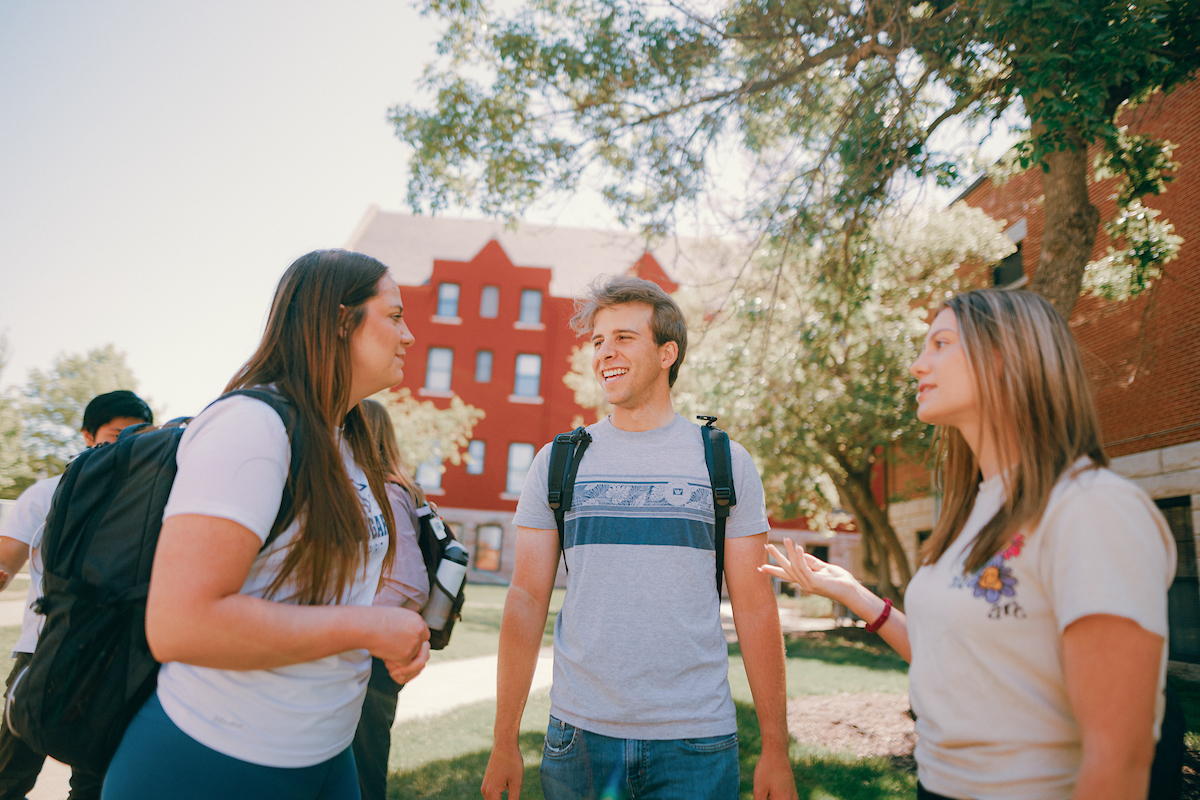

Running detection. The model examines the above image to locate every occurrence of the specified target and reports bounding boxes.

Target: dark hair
[82,390,153,435]
[360,398,426,509]
[226,249,396,605]
[569,275,688,387]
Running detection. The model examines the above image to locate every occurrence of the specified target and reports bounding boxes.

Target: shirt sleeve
[1040,474,1175,637]
[0,477,58,546]
[725,440,770,538]
[512,441,557,531]
[375,484,430,609]
[162,395,290,543]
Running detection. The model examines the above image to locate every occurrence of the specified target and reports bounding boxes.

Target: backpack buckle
[697,415,718,428]
[713,487,733,507]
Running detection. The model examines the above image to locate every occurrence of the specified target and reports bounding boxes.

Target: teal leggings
[102,692,360,800]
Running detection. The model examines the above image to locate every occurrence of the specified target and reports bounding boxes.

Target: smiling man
[482,277,797,800]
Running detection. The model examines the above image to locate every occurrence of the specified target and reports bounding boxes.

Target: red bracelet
[865,598,892,633]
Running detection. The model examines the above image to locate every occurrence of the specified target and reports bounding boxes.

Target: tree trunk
[833,458,914,607]
[1027,124,1101,319]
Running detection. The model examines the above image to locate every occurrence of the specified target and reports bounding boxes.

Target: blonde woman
[763,288,1175,800]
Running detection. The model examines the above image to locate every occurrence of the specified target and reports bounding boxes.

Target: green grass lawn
[385,589,913,800]
[429,584,564,664]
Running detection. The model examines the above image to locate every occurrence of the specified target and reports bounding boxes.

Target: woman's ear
[338,303,348,339]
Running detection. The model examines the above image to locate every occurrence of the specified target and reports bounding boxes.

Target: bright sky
[0,0,474,419]
[0,2,1013,421]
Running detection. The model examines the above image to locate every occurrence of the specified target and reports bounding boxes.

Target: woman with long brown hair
[102,250,429,800]
[763,288,1175,800]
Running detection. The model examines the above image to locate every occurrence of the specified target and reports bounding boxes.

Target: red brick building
[347,211,721,582]
[886,79,1200,663]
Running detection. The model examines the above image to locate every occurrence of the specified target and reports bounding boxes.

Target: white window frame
[512,353,541,399]
[506,443,535,495]
[518,289,542,325]
[479,285,500,319]
[475,350,493,383]
[466,440,486,475]
[424,347,453,393]
[436,283,460,319]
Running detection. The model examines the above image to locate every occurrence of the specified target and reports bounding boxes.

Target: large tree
[394,0,1198,318]
[682,204,1010,600]
[560,205,1010,599]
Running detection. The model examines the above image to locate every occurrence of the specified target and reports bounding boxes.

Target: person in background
[352,398,430,800]
[102,250,430,800]
[763,288,1174,800]
[0,390,153,800]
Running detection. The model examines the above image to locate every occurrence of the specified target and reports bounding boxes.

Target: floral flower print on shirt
[973,561,1017,603]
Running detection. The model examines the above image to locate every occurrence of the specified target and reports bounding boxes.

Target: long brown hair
[919,288,1108,573]
[360,398,426,509]
[226,249,396,605]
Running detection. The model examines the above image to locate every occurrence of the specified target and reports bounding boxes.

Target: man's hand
[753,747,798,800]
[481,740,524,799]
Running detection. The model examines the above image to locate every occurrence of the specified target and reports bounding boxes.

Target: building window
[425,347,453,392]
[993,242,1024,286]
[436,283,460,318]
[519,290,542,324]
[466,440,486,475]
[475,350,493,383]
[513,354,541,398]
[474,524,503,571]
[506,443,535,495]
[480,286,499,318]
[1158,496,1200,662]
[415,450,443,491]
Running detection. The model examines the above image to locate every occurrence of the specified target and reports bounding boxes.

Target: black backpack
[411,501,466,650]
[547,415,737,595]
[5,388,301,773]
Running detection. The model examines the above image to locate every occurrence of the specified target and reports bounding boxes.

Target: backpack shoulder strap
[699,416,737,597]
[219,388,303,549]
[547,427,592,561]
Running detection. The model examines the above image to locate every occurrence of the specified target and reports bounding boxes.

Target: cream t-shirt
[157,394,388,768]
[905,459,1175,800]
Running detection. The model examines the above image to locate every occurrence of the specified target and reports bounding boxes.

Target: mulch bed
[787,692,916,772]
[790,692,1200,794]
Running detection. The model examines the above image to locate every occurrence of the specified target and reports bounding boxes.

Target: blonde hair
[920,288,1108,572]
[360,398,426,509]
[569,275,687,387]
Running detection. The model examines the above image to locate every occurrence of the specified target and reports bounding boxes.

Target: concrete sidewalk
[18,605,833,797]
[394,647,554,724]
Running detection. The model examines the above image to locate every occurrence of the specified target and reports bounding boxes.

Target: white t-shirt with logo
[157,394,388,768]
[0,473,62,654]
[905,459,1175,800]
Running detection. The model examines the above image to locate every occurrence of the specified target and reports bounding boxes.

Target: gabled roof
[344,206,745,297]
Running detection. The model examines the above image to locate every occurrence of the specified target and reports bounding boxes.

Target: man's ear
[81,430,96,448]
[659,340,678,371]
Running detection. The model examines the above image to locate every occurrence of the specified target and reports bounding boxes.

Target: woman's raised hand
[760,539,862,605]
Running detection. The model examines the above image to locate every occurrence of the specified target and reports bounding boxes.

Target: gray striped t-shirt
[513,414,769,739]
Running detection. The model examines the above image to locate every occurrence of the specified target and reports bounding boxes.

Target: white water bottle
[422,541,468,630]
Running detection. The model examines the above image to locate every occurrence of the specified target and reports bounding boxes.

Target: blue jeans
[539,716,739,800]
